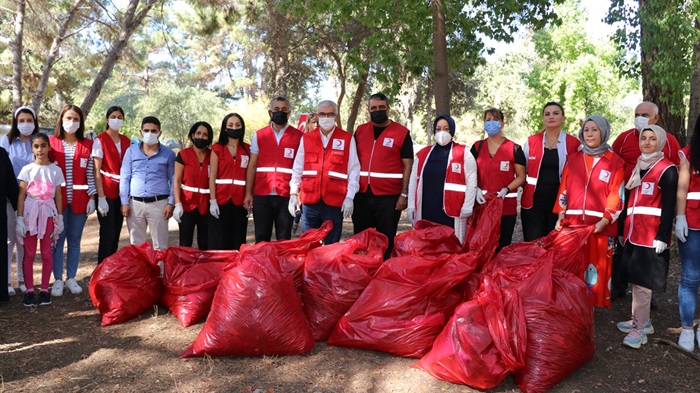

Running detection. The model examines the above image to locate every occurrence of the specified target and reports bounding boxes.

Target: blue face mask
[484,120,501,136]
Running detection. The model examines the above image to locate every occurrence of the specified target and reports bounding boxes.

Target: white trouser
[7,201,24,284]
[126,199,170,250]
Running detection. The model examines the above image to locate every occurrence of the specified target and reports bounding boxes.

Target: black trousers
[497,214,517,253]
[352,192,401,260]
[209,200,248,250]
[521,207,559,241]
[97,197,124,264]
[179,209,209,250]
[252,195,292,243]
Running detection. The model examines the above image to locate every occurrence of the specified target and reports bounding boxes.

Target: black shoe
[650,297,659,310]
[610,288,627,301]
[38,291,51,306]
[23,291,35,307]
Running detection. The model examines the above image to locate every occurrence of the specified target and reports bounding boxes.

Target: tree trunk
[346,70,369,134]
[431,0,450,116]
[80,0,161,117]
[687,20,700,146]
[11,0,26,109]
[326,45,346,128]
[31,0,85,116]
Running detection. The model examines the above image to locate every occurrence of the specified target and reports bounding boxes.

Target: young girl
[16,133,65,306]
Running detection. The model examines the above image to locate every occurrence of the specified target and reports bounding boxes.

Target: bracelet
[400,193,408,198]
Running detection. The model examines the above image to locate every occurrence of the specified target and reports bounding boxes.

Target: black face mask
[270,111,289,126]
[226,128,244,139]
[370,110,388,124]
[193,138,209,149]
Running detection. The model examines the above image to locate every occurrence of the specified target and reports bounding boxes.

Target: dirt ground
[2,213,700,393]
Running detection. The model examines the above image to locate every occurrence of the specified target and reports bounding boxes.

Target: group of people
[2,94,700,354]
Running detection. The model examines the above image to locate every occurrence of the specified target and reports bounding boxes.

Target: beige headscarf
[626,124,668,190]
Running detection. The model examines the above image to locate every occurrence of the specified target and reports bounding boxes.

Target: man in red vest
[353,93,414,259]
[288,100,359,244]
[244,96,303,242]
[610,101,681,303]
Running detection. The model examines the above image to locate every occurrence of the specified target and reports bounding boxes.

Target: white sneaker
[679,329,695,352]
[65,278,83,294]
[51,280,64,297]
[7,285,16,296]
[19,282,26,294]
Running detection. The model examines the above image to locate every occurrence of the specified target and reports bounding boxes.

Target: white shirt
[91,137,123,159]
[250,123,290,154]
[289,127,360,200]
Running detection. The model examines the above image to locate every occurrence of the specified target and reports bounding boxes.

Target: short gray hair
[317,100,338,113]
[269,96,292,111]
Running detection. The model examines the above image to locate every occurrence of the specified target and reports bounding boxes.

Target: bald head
[634,101,659,125]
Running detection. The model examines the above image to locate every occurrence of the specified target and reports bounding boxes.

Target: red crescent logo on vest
[332,139,345,150]
[641,181,654,195]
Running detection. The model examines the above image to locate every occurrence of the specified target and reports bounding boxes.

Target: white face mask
[108,118,124,131]
[17,123,35,136]
[634,116,650,131]
[63,121,80,134]
[318,117,336,131]
[141,132,159,145]
[434,131,452,146]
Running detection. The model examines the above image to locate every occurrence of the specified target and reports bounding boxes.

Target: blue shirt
[0,135,33,180]
[119,142,176,205]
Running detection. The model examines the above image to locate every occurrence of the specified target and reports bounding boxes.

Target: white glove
[209,199,220,219]
[406,207,416,224]
[341,197,354,219]
[56,214,65,234]
[173,203,184,223]
[676,215,688,243]
[288,195,300,217]
[459,206,472,218]
[475,188,486,205]
[497,187,509,199]
[97,196,109,217]
[15,216,26,238]
[653,239,667,254]
[86,199,96,216]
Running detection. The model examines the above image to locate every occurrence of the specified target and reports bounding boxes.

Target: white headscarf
[626,124,668,190]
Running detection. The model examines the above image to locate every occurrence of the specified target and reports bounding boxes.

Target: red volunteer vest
[522,131,580,209]
[474,138,519,216]
[49,136,92,214]
[253,125,302,197]
[96,132,130,200]
[613,128,681,182]
[179,147,211,214]
[355,121,409,195]
[682,146,700,230]
[213,143,250,205]
[300,128,352,207]
[414,143,468,217]
[564,150,624,237]
[623,158,675,247]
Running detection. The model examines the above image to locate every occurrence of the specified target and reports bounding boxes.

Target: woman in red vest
[521,102,580,241]
[407,115,477,243]
[676,116,700,352]
[617,125,677,349]
[208,113,250,250]
[470,108,526,251]
[94,106,130,264]
[49,105,96,297]
[554,115,624,309]
[172,122,212,249]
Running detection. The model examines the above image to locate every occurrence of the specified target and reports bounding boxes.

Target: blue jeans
[301,201,343,244]
[679,229,700,327]
[52,204,88,281]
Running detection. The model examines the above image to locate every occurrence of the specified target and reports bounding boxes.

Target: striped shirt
[62,140,96,204]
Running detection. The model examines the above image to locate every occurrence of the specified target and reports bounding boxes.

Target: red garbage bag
[240,220,332,291]
[464,196,503,268]
[181,243,314,358]
[538,223,594,275]
[161,247,240,327]
[414,276,526,389]
[392,220,464,257]
[89,242,164,326]
[302,229,388,341]
[328,253,478,358]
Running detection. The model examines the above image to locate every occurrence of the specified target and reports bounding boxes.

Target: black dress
[0,147,19,301]
[421,143,453,227]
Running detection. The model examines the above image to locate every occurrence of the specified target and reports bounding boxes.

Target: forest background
[1,0,699,149]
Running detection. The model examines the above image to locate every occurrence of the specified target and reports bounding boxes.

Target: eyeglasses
[317,112,336,118]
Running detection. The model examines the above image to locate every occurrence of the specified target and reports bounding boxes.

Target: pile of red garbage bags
[88,198,597,392]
